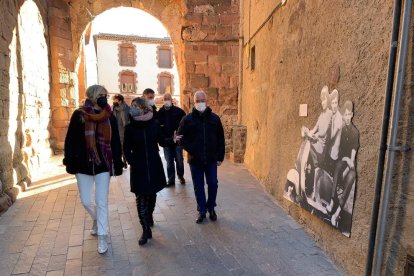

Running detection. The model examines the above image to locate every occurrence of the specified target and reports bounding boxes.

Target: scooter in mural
[285,129,355,232]
[284,127,335,217]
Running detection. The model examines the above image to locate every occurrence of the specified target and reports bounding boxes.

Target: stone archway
[48,0,241,158]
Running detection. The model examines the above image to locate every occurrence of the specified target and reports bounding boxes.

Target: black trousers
[331,161,356,209]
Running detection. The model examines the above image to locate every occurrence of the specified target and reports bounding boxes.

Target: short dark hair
[112,94,124,102]
[143,88,155,95]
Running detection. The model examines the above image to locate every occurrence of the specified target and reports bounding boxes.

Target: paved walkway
[0,156,340,276]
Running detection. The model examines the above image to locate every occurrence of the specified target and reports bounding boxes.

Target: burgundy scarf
[80,99,113,174]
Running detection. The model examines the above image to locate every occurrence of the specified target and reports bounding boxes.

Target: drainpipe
[372,0,412,274]
[365,0,402,275]
[238,0,244,124]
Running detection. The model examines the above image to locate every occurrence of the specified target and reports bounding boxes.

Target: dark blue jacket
[178,107,225,166]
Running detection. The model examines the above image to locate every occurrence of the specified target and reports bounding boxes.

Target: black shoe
[166,181,174,187]
[209,210,217,221]
[178,176,185,185]
[139,233,148,245]
[139,226,152,245]
[196,213,206,224]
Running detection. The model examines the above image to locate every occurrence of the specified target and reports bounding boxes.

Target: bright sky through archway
[86,7,170,86]
[90,7,169,38]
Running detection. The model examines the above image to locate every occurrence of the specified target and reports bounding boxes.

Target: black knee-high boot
[148,194,156,227]
[136,195,152,245]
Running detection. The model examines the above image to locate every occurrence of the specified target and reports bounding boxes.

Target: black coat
[63,109,124,176]
[123,118,167,195]
[151,105,158,120]
[157,105,186,147]
[178,107,225,166]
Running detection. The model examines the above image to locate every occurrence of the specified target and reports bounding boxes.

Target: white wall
[96,39,180,99]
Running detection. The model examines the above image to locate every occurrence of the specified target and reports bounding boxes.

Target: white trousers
[76,172,110,235]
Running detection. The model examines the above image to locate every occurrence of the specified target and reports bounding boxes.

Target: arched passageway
[0,0,242,211]
[48,0,240,153]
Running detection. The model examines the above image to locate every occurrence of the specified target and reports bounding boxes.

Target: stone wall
[181,0,240,155]
[0,0,51,212]
[48,0,78,151]
[240,0,399,274]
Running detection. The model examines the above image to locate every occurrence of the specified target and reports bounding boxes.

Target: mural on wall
[284,86,359,237]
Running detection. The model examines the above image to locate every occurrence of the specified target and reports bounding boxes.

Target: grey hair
[86,85,107,100]
[194,90,207,100]
[131,97,152,113]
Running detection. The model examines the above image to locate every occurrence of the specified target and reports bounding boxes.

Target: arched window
[118,43,136,67]
[119,70,137,93]
[157,72,173,94]
[157,46,173,69]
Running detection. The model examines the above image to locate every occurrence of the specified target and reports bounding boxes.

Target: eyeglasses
[98,94,109,98]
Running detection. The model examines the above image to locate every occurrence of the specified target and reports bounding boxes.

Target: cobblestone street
[0,156,340,276]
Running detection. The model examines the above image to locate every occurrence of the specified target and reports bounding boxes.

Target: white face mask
[164,100,172,108]
[195,102,207,112]
[147,99,155,106]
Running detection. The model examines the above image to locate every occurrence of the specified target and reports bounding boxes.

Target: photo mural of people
[284,86,359,237]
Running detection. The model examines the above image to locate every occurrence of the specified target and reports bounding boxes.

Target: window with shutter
[158,74,172,94]
[158,48,172,68]
[119,44,136,66]
[119,71,136,93]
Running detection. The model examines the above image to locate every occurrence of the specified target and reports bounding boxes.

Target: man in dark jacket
[143,88,158,119]
[177,90,225,224]
[158,93,186,186]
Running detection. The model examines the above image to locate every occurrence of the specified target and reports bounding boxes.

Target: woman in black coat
[63,85,124,254]
[123,97,167,245]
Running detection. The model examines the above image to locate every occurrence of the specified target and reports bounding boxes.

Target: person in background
[143,88,158,119]
[112,94,130,168]
[63,85,124,254]
[158,93,186,186]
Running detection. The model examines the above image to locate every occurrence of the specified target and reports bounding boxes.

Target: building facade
[94,33,180,104]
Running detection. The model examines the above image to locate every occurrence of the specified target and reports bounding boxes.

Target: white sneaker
[98,235,108,254]
[90,220,97,236]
